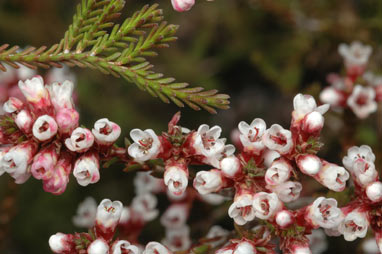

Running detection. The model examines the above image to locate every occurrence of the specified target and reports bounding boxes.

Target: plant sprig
[0,0,230,113]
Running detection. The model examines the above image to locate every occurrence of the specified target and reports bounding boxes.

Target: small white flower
[128,129,161,162]
[271,181,302,203]
[160,203,188,229]
[65,127,94,153]
[293,93,329,121]
[262,124,293,155]
[338,41,372,68]
[92,118,121,145]
[301,111,325,134]
[252,192,282,220]
[320,87,344,107]
[72,197,97,228]
[339,210,368,241]
[233,240,256,254]
[307,230,328,254]
[228,193,256,225]
[306,197,343,229]
[264,159,292,186]
[73,153,100,186]
[238,118,266,154]
[275,210,294,228]
[32,115,58,141]
[206,225,229,248]
[49,233,73,254]
[131,193,159,222]
[46,80,74,110]
[347,85,377,119]
[193,170,223,195]
[317,163,349,192]
[96,199,123,230]
[18,76,49,103]
[193,124,225,158]
[3,97,23,113]
[207,144,235,168]
[163,226,191,251]
[112,241,139,254]
[343,145,375,169]
[365,181,382,203]
[171,0,195,12]
[296,154,322,176]
[143,242,171,254]
[134,171,164,194]
[164,165,188,196]
[88,238,110,254]
[220,155,241,178]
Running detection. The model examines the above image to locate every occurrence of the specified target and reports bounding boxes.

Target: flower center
[202,133,216,150]
[248,127,260,142]
[270,133,287,146]
[99,124,112,135]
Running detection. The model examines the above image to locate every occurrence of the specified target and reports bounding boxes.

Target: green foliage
[0,0,230,113]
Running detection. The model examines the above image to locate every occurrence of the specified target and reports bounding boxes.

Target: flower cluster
[0,75,121,194]
[319,41,381,119]
[50,198,172,254]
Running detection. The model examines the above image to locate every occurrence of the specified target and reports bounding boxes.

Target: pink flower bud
[65,127,94,153]
[55,108,79,135]
[164,164,189,196]
[49,233,74,254]
[111,240,139,254]
[252,192,282,220]
[275,210,294,228]
[73,152,100,186]
[265,159,292,186]
[88,238,110,254]
[143,242,172,254]
[42,153,72,195]
[160,203,189,229]
[220,155,242,178]
[171,0,195,12]
[296,154,322,176]
[31,145,58,180]
[301,111,325,134]
[92,118,121,145]
[32,115,58,141]
[15,110,33,133]
[46,80,74,111]
[128,128,161,162]
[3,97,23,113]
[95,199,123,241]
[194,169,223,195]
[365,181,382,203]
[262,124,293,155]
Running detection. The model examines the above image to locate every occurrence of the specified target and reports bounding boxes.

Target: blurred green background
[0,0,382,253]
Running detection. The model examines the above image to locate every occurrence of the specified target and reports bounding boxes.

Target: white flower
[339,210,368,241]
[164,165,188,196]
[15,110,32,133]
[88,238,110,254]
[296,154,322,176]
[306,197,343,229]
[238,118,266,154]
[128,129,161,162]
[193,124,225,158]
[262,124,293,155]
[112,241,139,254]
[96,199,123,231]
[365,181,382,203]
[347,85,377,119]
[307,230,328,254]
[233,240,256,254]
[220,155,241,178]
[73,153,100,186]
[72,197,97,228]
[320,87,344,107]
[193,170,223,195]
[46,80,74,110]
[171,0,195,12]
[338,41,372,68]
[228,193,256,225]
[262,149,280,168]
[49,233,73,253]
[275,210,294,228]
[343,145,375,168]
[92,118,121,145]
[264,159,292,186]
[252,192,282,220]
[160,203,188,229]
[134,171,164,194]
[271,181,302,203]
[32,115,58,141]
[206,225,229,247]
[317,163,349,192]
[163,226,191,251]
[65,127,95,153]
[18,76,49,103]
[131,193,159,222]
[207,144,235,168]
[143,242,172,254]
[293,93,329,121]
